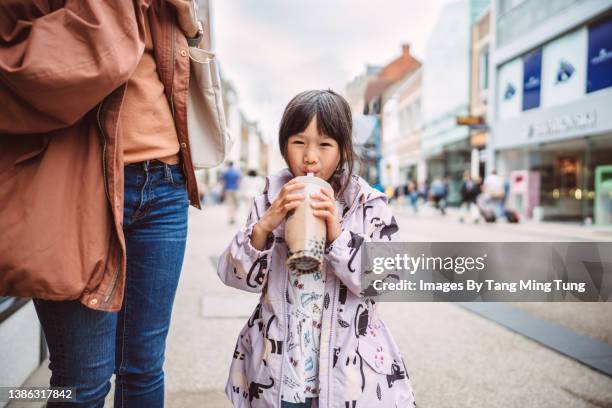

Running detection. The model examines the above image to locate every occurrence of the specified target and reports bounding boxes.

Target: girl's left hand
[310,188,341,243]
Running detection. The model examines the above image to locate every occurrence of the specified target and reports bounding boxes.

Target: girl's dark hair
[279,89,356,198]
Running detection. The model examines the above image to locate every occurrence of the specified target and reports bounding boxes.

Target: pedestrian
[1,1,205,406]
[482,170,506,218]
[407,178,419,213]
[418,179,429,203]
[459,170,480,223]
[222,161,242,224]
[211,178,225,204]
[385,184,396,203]
[430,176,448,215]
[217,90,416,407]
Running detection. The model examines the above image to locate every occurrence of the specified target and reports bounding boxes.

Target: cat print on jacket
[218,168,416,407]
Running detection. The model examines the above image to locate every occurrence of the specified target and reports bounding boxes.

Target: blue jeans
[34,160,189,407]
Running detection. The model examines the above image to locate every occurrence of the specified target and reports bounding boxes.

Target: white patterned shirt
[281,263,326,403]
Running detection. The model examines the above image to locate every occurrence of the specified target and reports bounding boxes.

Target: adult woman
[1,1,204,406]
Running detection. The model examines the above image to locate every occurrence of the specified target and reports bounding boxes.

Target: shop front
[493,14,612,223]
[498,134,612,221]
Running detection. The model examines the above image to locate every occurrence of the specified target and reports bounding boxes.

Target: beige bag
[187,46,233,169]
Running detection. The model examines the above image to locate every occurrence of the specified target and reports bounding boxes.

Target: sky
[211,0,455,160]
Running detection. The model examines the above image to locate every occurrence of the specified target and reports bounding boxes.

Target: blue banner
[587,16,612,93]
[522,48,542,110]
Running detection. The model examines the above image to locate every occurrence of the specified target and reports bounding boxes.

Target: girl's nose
[304,148,318,164]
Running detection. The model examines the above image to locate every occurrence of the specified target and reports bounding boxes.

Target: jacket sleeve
[217,196,276,293]
[0,1,149,134]
[325,196,399,297]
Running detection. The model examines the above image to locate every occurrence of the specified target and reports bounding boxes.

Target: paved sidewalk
[161,204,612,407]
[162,204,256,407]
[390,201,612,242]
[16,203,612,407]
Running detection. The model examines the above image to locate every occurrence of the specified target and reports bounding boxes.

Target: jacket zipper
[326,278,338,407]
[170,22,196,207]
[278,265,290,407]
[342,182,363,223]
[96,101,121,305]
[169,22,175,117]
[171,21,190,195]
[104,264,121,303]
[323,183,362,406]
[97,102,110,203]
[273,183,365,405]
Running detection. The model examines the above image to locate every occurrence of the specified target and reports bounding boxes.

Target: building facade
[421,0,472,205]
[381,68,424,189]
[348,45,420,186]
[345,65,382,116]
[469,6,492,179]
[489,0,612,223]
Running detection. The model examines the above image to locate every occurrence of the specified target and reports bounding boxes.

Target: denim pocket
[169,165,186,186]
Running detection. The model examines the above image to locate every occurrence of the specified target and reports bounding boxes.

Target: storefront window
[500,135,612,221]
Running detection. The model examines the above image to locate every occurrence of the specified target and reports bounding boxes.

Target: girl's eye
[292,140,304,145]
[320,143,333,147]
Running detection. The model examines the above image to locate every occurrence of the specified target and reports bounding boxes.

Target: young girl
[217,90,416,408]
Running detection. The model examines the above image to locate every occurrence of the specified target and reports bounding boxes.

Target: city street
[2,1,612,407]
[159,202,612,407]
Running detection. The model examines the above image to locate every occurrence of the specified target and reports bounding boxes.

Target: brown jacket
[0,0,200,312]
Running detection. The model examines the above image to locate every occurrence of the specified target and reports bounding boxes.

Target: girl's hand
[257,179,305,233]
[310,188,341,243]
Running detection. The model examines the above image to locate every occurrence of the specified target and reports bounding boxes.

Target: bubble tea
[285,173,333,274]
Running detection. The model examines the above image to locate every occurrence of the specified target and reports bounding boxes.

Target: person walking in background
[385,183,396,204]
[239,169,266,207]
[407,178,419,213]
[222,161,241,224]
[459,170,480,223]
[430,176,448,215]
[419,179,430,204]
[211,178,224,204]
[482,170,506,218]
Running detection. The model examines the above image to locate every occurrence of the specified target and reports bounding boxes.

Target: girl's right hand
[257,179,305,233]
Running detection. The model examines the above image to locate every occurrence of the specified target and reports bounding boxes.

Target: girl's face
[286,116,341,182]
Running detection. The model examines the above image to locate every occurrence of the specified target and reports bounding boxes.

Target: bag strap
[186,0,204,47]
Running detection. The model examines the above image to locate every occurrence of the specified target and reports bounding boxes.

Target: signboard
[497,57,523,120]
[522,48,542,111]
[456,116,483,125]
[493,88,612,150]
[541,28,587,107]
[587,16,612,93]
[527,111,597,139]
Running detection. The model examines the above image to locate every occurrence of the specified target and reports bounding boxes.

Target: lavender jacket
[217,168,416,407]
